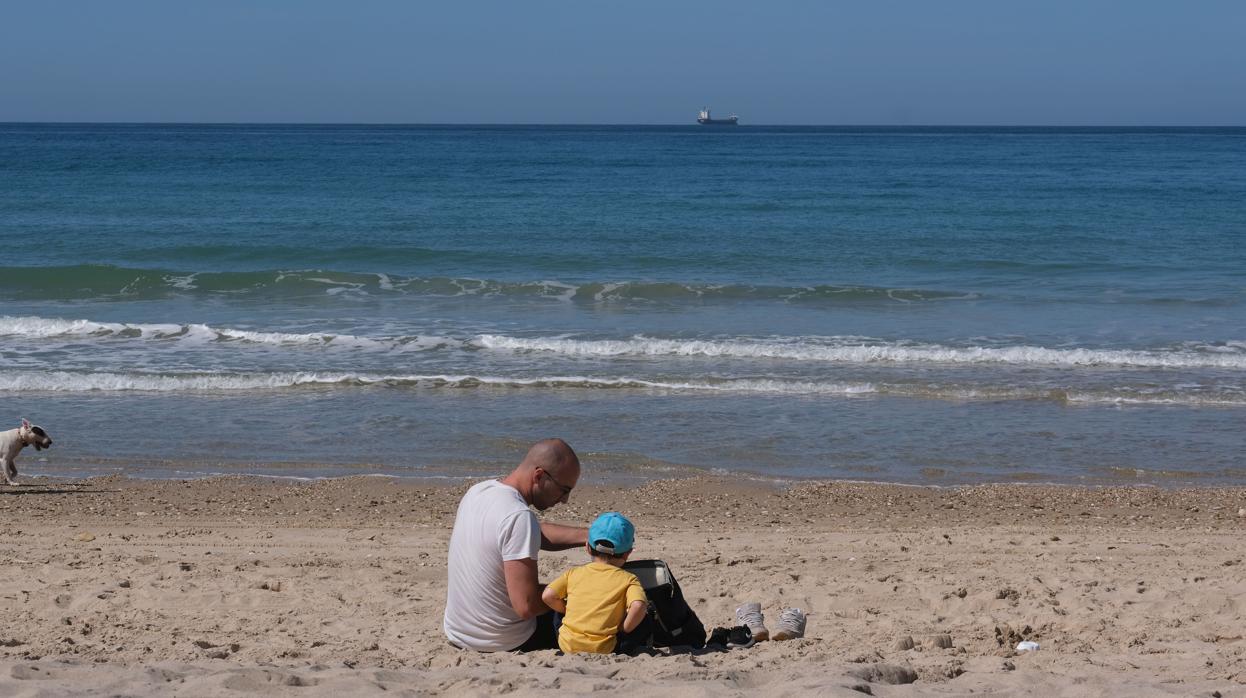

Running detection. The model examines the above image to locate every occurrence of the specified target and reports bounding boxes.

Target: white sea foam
[207,326,386,348]
[163,273,199,290]
[6,315,1245,372]
[475,334,1246,370]
[0,316,183,339]
[0,371,346,392]
[2,370,1241,405]
[541,280,578,302]
[0,315,441,350]
[593,283,624,302]
[0,370,878,395]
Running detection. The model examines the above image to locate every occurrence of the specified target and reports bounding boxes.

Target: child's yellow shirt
[547,561,647,654]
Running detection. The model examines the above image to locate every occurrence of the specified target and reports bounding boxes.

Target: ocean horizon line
[3,120,1245,130]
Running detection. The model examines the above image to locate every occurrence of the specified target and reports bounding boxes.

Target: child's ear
[622,550,632,560]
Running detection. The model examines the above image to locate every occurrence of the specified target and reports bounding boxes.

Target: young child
[541,511,648,654]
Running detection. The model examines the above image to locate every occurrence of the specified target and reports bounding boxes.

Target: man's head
[510,438,580,511]
[587,511,634,567]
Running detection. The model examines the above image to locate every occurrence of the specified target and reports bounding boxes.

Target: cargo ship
[697,107,738,125]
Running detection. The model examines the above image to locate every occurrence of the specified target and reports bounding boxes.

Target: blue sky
[2,1,1243,124]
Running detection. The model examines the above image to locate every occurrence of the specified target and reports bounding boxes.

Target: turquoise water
[2,124,1244,484]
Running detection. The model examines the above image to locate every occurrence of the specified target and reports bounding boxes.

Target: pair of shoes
[772,607,807,641]
[706,625,755,649]
[735,603,807,642]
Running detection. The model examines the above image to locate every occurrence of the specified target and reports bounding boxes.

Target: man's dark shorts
[512,611,558,652]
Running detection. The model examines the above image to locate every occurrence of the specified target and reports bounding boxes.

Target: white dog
[1,418,53,485]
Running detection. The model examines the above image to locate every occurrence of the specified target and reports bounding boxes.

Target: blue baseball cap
[588,512,635,555]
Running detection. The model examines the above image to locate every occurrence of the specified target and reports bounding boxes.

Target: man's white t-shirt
[444,479,541,651]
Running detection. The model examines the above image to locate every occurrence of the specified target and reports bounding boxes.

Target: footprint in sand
[220,669,320,690]
[11,665,55,681]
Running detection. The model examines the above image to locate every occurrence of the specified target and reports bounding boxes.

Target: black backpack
[620,559,706,650]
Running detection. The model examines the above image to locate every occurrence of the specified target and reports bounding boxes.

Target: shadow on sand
[0,482,117,497]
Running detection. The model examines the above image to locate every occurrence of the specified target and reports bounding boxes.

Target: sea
[1,124,1243,485]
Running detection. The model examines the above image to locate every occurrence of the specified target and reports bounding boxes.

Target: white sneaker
[735,602,769,642]
[772,607,807,641]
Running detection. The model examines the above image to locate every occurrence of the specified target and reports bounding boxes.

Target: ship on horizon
[697,107,738,125]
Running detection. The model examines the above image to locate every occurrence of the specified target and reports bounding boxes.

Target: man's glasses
[541,469,574,497]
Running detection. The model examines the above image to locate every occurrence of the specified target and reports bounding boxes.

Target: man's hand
[502,558,549,620]
[540,521,587,551]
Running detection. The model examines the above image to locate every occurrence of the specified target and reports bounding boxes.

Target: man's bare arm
[539,521,587,551]
[502,558,549,619]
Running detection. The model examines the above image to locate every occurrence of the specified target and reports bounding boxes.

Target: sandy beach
[1,474,1243,696]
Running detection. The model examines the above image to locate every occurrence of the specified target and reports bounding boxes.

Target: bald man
[444,438,588,652]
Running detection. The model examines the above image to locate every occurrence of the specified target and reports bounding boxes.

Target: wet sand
[2,475,1244,696]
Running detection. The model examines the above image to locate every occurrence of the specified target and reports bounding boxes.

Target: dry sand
[1,474,1244,696]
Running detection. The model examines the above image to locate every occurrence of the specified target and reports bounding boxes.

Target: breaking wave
[6,315,1245,372]
[1,370,1243,405]
[0,316,444,350]
[0,370,876,394]
[476,335,1246,370]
